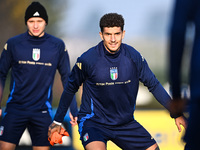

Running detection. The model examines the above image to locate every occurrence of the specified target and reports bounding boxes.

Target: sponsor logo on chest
[32,48,40,61]
[110,67,118,80]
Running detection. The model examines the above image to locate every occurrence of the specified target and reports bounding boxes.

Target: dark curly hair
[99,13,124,32]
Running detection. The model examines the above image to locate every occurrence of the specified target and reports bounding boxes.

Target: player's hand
[69,112,78,127]
[48,122,61,140]
[175,115,187,132]
[0,109,2,117]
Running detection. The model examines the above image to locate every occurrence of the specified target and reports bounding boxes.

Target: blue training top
[54,41,171,126]
[0,31,77,116]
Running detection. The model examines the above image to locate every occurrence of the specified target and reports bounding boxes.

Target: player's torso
[80,46,139,125]
[7,35,60,111]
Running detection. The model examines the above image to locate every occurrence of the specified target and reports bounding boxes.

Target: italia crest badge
[110,67,118,80]
[83,133,89,142]
[32,48,40,61]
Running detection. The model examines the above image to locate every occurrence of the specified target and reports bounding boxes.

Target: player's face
[99,27,125,54]
[27,17,46,37]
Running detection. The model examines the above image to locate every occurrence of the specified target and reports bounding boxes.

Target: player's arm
[49,57,87,137]
[57,43,79,119]
[137,55,171,110]
[0,42,12,116]
[145,75,187,131]
[138,53,187,131]
[169,0,188,100]
[0,82,3,116]
[0,79,5,116]
[169,0,189,119]
[53,59,85,122]
[147,76,187,131]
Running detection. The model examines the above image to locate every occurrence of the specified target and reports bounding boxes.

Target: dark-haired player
[49,13,186,150]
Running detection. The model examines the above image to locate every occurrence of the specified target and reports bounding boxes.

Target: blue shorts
[79,120,156,150]
[0,110,52,146]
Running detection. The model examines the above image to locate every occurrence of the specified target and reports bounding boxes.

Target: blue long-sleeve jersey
[0,31,77,115]
[54,41,171,126]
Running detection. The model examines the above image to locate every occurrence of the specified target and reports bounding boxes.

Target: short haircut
[99,13,124,32]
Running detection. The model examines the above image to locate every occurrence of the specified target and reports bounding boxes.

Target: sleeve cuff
[170,112,183,118]
[53,120,62,125]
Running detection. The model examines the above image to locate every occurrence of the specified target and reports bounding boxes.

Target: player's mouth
[33,30,40,33]
[109,42,118,47]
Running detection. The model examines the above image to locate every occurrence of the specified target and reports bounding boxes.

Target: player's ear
[99,32,104,40]
[122,30,125,39]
